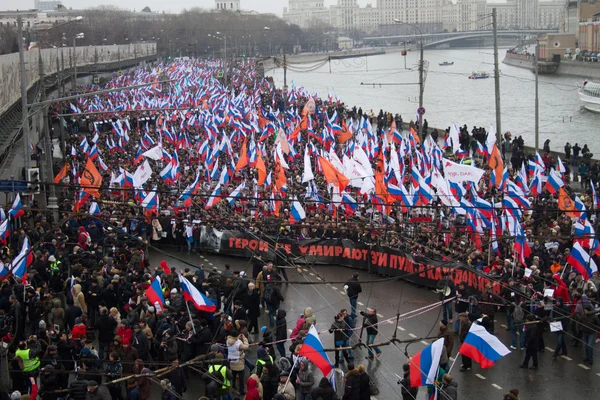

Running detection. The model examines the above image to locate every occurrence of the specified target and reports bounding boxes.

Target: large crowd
[0,57,598,400]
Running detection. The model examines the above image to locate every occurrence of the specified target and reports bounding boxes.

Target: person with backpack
[263,277,284,327]
[508,300,525,350]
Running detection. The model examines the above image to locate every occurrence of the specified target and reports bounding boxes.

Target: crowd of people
[0,56,598,400]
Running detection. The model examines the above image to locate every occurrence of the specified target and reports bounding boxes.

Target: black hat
[87,380,98,387]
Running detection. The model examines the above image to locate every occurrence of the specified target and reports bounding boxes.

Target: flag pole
[447,354,459,373]
[282,356,300,393]
[185,301,197,334]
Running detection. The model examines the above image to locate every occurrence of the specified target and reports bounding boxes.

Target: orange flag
[235,139,248,172]
[336,120,353,144]
[290,116,308,142]
[81,158,102,198]
[409,125,421,145]
[488,144,504,188]
[54,163,69,184]
[558,188,577,218]
[256,151,267,186]
[275,161,287,191]
[318,156,349,192]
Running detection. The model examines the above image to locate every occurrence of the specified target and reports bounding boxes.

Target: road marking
[358,301,365,306]
[500,324,507,329]
[597,373,600,377]
[475,374,486,380]
[545,347,554,352]
[578,364,591,370]
[408,333,417,338]
[339,291,346,295]
[331,286,338,290]
[209,262,214,266]
[420,340,429,345]
[288,329,293,333]
[491,383,502,390]
[397,326,406,331]
[217,270,222,274]
[561,355,573,361]
[303,268,309,272]
[377,313,384,318]
[316,277,322,280]
[449,357,455,361]
[309,272,315,276]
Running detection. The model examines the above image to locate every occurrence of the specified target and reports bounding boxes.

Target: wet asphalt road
[153,249,598,400]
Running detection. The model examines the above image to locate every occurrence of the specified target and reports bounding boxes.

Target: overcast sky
[3,0,377,17]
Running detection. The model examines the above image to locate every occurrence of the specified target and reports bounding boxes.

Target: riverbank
[503,52,600,80]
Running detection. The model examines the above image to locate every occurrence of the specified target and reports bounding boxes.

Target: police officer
[48,255,62,277]
[15,337,42,376]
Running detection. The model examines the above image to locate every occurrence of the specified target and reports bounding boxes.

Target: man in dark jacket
[520,314,539,369]
[330,312,351,367]
[245,282,261,334]
[195,319,212,356]
[360,308,381,360]
[454,283,469,334]
[342,363,361,400]
[95,307,117,361]
[399,363,418,400]
[275,309,287,358]
[440,374,458,400]
[344,274,362,319]
[132,323,150,362]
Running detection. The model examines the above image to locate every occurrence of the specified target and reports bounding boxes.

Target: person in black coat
[344,274,362,318]
[399,363,418,400]
[232,300,246,323]
[454,282,469,334]
[132,324,150,362]
[275,309,287,358]
[166,359,187,395]
[520,314,539,369]
[195,320,212,356]
[342,363,361,400]
[95,307,117,361]
[245,283,261,334]
[311,377,339,400]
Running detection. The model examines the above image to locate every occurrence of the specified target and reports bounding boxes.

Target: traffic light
[27,168,40,194]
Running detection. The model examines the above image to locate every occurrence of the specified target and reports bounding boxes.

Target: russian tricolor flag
[545,169,564,194]
[567,242,598,280]
[145,275,166,314]
[205,185,222,209]
[142,187,159,211]
[89,202,101,216]
[458,323,511,368]
[0,260,8,279]
[290,196,306,224]
[410,338,445,387]
[178,274,216,312]
[299,325,334,378]
[227,181,246,206]
[9,237,31,282]
[9,194,24,219]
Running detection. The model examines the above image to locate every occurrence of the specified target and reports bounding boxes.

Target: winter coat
[248,373,264,399]
[85,385,111,400]
[311,377,339,400]
[303,307,316,330]
[400,370,418,400]
[296,364,315,394]
[344,278,362,299]
[438,326,454,357]
[275,309,288,341]
[342,368,363,400]
[277,381,296,400]
[245,288,261,319]
[440,380,458,400]
[245,377,260,400]
[360,311,378,335]
[73,284,88,314]
[227,334,250,371]
[96,314,117,343]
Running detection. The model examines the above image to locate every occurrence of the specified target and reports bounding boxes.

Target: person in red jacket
[71,317,87,340]
[552,274,570,303]
[117,321,133,344]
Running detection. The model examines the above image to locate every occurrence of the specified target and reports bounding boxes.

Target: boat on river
[469,71,489,80]
[439,61,454,66]
[579,80,600,112]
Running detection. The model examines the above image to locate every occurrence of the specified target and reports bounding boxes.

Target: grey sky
[2,0,376,17]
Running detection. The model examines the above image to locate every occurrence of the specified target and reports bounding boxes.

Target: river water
[268,48,600,154]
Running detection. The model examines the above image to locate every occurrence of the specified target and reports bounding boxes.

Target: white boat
[469,71,489,79]
[579,81,600,112]
[439,61,454,66]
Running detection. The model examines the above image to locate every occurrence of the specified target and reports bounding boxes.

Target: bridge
[363,29,558,48]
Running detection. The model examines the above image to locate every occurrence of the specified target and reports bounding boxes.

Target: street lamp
[394,19,425,141]
[71,33,85,92]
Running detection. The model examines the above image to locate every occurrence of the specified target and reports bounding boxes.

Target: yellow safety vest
[255,355,274,378]
[208,364,230,389]
[15,348,40,372]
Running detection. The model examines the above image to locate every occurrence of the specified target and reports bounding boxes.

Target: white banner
[133,160,153,188]
[442,158,485,184]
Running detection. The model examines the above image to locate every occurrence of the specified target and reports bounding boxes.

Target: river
[268,47,600,154]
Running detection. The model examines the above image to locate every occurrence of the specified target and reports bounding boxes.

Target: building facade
[283,0,565,33]
[215,0,241,12]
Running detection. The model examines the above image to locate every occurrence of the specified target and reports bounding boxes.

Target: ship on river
[579,80,600,112]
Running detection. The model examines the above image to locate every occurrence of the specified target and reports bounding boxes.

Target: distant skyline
[2,0,368,17]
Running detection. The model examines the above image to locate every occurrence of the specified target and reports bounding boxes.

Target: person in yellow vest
[15,337,42,376]
[204,353,233,400]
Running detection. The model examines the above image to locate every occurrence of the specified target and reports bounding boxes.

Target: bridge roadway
[364,29,558,48]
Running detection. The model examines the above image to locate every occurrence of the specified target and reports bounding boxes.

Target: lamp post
[394,19,425,141]
[71,32,85,92]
